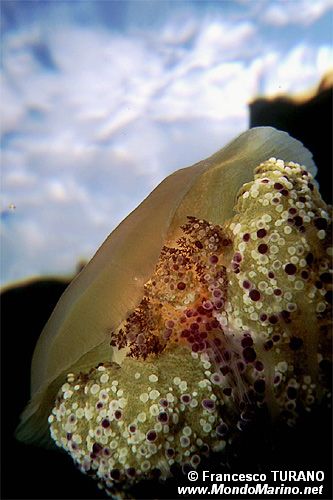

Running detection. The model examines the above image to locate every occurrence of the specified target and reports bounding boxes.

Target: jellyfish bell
[16,127,331,495]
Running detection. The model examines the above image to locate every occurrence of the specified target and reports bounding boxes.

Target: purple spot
[92,443,102,455]
[249,289,261,301]
[192,343,199,352]
[258,243,268,254]
[202,399,215,412]
[163,328,172,340]
[212,373,221,384]
[241,336,253,348]
[126,467,136,477]
[202,300,213,310]
[101,419,110,429]
[285,263,297,275]
[198,342,205,352]
[146,430,157,442]
[243,346,256,363]
[281,310,291,320]
[269,315,278,324]
[233,252,242,263]
[114,410,122,420]
[110,468,120,481]
[216,423,228,436]
[158,412,169,423]
[177,282,186,290]
[255,360,264,371]
[264,340,273,351]
[294,215,303,226]
[257,228,267,238]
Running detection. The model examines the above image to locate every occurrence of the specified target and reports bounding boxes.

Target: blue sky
[1,0,332,286]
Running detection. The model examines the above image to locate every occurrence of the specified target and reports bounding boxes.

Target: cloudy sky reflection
[1,0,332,286]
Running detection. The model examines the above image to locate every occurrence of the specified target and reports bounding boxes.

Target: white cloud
[262,44,333,95]
[261,0,333,27]
[1,5,332,286]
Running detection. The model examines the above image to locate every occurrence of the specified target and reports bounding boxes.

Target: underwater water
[1,0,333,286]
[1,2,332,499]
[11,128,333,500]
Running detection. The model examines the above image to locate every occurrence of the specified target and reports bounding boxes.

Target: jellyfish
[17,127,332,497]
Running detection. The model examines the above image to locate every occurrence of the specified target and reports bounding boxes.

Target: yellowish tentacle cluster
[49,158,332,497]
[49,347,234,493]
